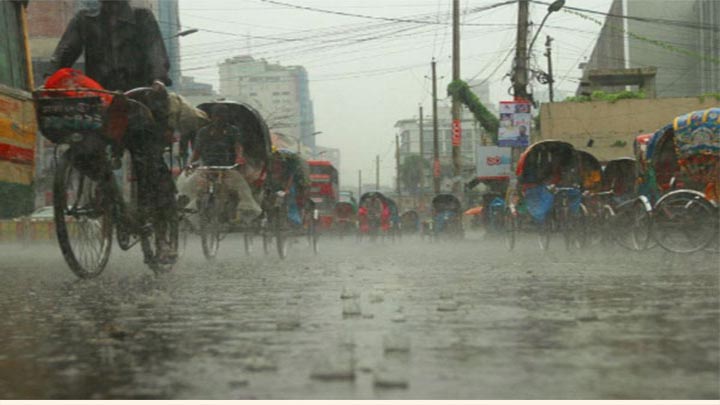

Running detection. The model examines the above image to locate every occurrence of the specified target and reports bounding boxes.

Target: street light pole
[431,59,440,195]
[513,0,530,101]
[545,35,555,102]
[418,105,424,202]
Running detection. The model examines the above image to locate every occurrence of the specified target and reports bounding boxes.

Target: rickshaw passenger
[269,151,304,226]
[182,105,262,220]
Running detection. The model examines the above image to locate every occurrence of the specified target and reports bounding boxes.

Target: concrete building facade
[395,106,484,191]
[218,56,316,152]
[27,0,182,88]
[578,0,720,98]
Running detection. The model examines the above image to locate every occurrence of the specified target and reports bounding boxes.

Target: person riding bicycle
[50,0,176,261]
[184,104,262,223]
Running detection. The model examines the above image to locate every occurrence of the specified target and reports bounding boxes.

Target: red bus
[307,160,339,230]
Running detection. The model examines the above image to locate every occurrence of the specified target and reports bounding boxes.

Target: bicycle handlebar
[34,87,124,96]
[191,163,241,171]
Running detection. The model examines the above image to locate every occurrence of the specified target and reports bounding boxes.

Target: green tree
[399,154,430,195]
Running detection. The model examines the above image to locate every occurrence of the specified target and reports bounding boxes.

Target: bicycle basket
[34,96,105,143]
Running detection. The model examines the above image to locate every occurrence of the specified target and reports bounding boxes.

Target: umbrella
[464,206,484,216]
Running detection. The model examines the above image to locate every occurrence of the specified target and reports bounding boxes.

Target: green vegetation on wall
[564,90,646,103]
[447,80,500,144]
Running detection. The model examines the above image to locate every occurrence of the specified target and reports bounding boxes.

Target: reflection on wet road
[0,235,718,399]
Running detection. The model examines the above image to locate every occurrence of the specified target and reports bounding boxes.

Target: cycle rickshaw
[506,140,586,251]
[576,150,603,246]
[334,192,358,238]
[400,210,421,236]
[598,157,654,250]
[357,191,398,241]
[430,194,464,239]
[645,108,719,253]
[464,176,509,233]
[262,149,319,258]
[178,100,272,260]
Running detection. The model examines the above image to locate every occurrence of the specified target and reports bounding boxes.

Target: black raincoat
[50,1,171,91]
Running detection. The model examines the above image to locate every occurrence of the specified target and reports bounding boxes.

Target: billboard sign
[498,100,531,147]
[476,146,512,177]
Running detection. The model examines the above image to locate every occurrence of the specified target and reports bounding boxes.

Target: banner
[497,100,531,147]
[451,119,462,147]
[476,146,512,177]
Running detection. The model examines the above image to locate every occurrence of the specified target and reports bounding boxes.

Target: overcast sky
[177,0,614,188]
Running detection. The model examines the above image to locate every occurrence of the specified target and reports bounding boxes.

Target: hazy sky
[177,0,614,188]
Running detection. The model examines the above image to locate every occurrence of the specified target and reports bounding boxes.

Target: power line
[259,0,516,27]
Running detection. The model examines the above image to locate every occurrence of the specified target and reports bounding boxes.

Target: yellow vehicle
[0,0,35,218]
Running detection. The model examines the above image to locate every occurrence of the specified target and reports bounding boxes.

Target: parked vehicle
[507,140,586,251]
[357,191,399,241]
[430,194,463,239]
[308,160,339,231]
[334,191,357,237]
[465,176,510,233]
[645,108,719,253]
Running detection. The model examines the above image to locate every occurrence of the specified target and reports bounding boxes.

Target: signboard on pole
[476,146,512,177]
[451,119,462,147]
[497,100,531,147]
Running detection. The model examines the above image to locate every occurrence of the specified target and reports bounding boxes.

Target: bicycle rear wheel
[200,195,221,260]
[54,151,113,279]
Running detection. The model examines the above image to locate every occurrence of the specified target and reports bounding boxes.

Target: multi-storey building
[395,106,484,192]
[218,56,316,152]
[27,0,182,88]
[578,0,720,97]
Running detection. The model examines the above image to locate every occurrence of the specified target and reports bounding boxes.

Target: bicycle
[35,87,179,278]
[189,163,241,260]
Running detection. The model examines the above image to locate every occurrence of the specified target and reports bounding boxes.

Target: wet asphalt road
[0,233,718,400]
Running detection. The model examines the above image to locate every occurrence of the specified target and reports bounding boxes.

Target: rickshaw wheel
[538,218,551,251]
[504,209,516,251]
[243,233,252,254]
[653,191,717,254]
[613,198,652,251]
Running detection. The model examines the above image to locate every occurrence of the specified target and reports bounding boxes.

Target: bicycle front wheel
[54,151,113,279]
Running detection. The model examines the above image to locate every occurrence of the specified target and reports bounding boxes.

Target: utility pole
[512,0,530,101]
[545,35,555,103]
[431,59,440,195]
[358,170,362,197]
[418,105,424,203]
[451,0,462,194]
[395,134,401,196]
[375,155,380,191]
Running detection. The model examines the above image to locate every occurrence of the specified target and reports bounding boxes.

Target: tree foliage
[447,80,500,144]
[399,154,429,195]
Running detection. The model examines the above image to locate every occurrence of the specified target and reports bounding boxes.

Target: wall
[539,97,720,161]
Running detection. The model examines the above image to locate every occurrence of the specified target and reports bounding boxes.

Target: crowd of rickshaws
[32,74,719,280]
[494,107,719,254]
